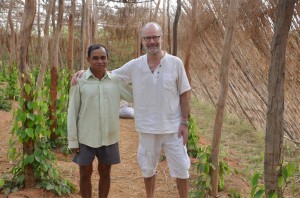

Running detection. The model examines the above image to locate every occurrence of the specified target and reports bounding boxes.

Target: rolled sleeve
[67,85,81,148]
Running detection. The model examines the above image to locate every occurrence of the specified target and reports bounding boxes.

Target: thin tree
[167,0,171,53]
[153,0,161,21]
[18,0,36,188]
[80,0,90,69]
[183,0,197,84]
[264,0,297,197]
[210,0,238,196]
[162,0,166,50]
[172,0,181,56]
[8,0,17,73]
[67,0,76,79]
[49,0,64,141]
[37,0,41,65]
[36,0,55,89]
[80,0,85,69]
[52,0,56,32]
[91,0,98,43]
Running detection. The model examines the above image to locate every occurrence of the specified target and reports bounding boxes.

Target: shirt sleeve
[67,84,81,148]
[120,81,133,103]
[112,59,135,83]
[177,57,191,95]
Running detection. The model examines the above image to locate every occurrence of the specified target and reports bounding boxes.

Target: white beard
[145,45,161,55]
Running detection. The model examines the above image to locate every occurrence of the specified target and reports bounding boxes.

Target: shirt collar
[86,68,112,80]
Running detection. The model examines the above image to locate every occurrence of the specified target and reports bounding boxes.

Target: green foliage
[2,69,76,196]
[187,115,231,197]
[228,188,242,198]
[250,162,300,198]
[42,68,70,152]
[5,66,19,100]
[187,115,200,158]
[251,172,265,198]
[0,89,12,112]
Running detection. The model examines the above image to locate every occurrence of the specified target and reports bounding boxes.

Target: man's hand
[178,124,188,145]
[71,148,80,155]
[71,70,85,86]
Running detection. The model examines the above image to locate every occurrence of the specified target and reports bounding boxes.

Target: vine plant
[187,116,230,197]
[0,70,75,196]
[251,162,300,198]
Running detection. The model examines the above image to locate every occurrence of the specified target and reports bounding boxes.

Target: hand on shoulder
[71,70,85,86]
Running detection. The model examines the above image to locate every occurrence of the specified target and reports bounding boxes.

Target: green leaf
[27,113,35,121]
[35,155,41,163]
[32,101,38,110]
[42,103,48,113]
[286,163,295,177]
[25,128,34,138]
[27,102,33,110]
[252,173,260,186]
[278,176,284,187]
[46,183,54,190]
[0,178,4,187]
[254,189,265,198]
[282,167,288,180]
[24,155,35,165]
[16,174,24,184]
[25,84,31,95]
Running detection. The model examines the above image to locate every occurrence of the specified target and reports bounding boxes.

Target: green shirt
[68,69,133,148]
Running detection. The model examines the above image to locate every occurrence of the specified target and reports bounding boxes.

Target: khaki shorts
[137,133,190,179]
[73,143,120,166]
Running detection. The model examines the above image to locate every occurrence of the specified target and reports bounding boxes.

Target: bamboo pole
[210,0,238,196]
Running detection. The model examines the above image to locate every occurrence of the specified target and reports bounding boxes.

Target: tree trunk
[8,0,17,74]
[18,0,36,188]
[67,0,75,79]
[80,0,89,69]
[49,0,64,142]
[162,0,166,50]
[264,1,296,197]
[36,0,54,89]
[167,0,171,53]
[37,0,41,66]
[210,0,238,196]
[149,1,153,20]
[153,0,161,21]
[91,0,98,44]
[83,0,90,68]
[136,24,141,58]
[172,0,181,56]
[183,0,197,85]
[51,0,56,32]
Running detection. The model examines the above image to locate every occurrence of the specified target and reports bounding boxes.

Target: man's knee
[80,165,93,180]
[98,163,111,177]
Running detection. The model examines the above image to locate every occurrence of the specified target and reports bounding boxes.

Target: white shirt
[113,53,191,134]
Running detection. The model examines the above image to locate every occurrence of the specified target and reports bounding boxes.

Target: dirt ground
[0,104,251,198]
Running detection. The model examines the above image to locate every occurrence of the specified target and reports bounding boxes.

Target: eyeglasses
[143,36,161,42]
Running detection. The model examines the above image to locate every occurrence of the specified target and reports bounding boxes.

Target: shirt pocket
[163,75,177,92]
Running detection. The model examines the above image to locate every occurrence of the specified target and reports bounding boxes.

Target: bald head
[141,22,162,37]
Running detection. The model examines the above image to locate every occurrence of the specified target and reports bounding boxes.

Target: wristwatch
[180,121,189,126]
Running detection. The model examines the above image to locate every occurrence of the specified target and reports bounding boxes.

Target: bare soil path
[0,107,180,198]
[0,102,252,198]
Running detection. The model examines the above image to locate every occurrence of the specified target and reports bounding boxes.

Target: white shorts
[137,133,190,179]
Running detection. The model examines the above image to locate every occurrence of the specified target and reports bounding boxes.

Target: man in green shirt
[67,44,132,198]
